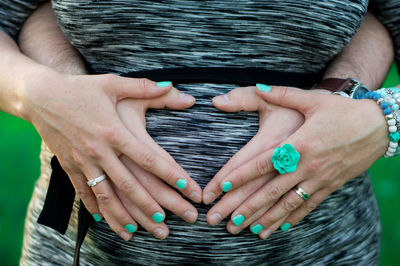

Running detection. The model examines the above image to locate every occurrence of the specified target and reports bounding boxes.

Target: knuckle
[71,150,86,167]
[282,197,300,213]
[241,201,259,215]
[96,192,112,205]
[305,201,318,213]
[277,86,289,101]
[140,150,156,171]
[304,159,321,173]
[120,179,136,193]
[102,127,123,146]
[136,78,152,90]
[255,157,270,176]
[84,143,104,161]
[267,185,283,201]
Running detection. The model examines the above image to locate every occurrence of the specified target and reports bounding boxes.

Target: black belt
[36,67,323,265]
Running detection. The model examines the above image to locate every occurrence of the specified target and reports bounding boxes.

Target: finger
[255,85,318,114]
[212,86,262,112]
[206,175,270,226]
[100,75,172,101]
[67,170,103,222]
[241,182,316,236]
[121,156,198,224]
[113,183,170,240]
[283,188,330,228]
[224,170,303,229]
[217,148,276,194]
[116,129,202,203]
[100,154,167,223]
[145,87,196,110]
[85,170,138,241]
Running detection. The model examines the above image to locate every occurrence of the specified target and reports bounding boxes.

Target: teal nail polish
[92,214,101,222]
[222,181,232,192]
[256,83,272,92]
[156,81,172,87]
[232,214,245,226]
[124,224,137,233]
[251,224,263,234]
[152,212,164,223]
[176,179,187,190]
[281,222,291,232]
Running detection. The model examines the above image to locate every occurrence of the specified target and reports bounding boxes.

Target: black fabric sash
[36,67,323,265]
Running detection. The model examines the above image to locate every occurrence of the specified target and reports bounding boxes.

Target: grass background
[0,66,399,265]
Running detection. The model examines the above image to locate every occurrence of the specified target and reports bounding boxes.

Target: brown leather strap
[313,78,353,92]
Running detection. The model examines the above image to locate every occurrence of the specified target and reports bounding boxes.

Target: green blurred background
[1,66,399,265]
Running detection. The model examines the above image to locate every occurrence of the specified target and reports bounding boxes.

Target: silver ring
[294,187,310,201]
[87,174,107,187]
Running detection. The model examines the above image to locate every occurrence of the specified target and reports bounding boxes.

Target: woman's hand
[21,69,202,240]
[204,85,387,238]
[203,86,304,229]
[115,87,199,239]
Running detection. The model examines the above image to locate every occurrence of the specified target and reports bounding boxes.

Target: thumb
[255,84,316,114]
[213,86,262,112]
[146,87,196,110]
[103,74,172,100]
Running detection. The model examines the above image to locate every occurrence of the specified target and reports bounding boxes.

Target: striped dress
[1,0,400,265]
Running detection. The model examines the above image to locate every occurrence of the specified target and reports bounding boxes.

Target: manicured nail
[92,214,101,222]
[281,222,291,232]
[183,210,197,223]
[203,192,216,204]
[176,179,187,190]
[209,212,222,225]
[152,212,165,223]
[256,83,272,92]
[222,181,232,192]
[120,231,131,241]
[251,224,263,234]
[156,81,172,87]
[124,224,137,233]
[260,229,272,239]
[232,214,245,226]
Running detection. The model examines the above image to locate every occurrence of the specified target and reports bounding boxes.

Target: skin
[17,3,395,240]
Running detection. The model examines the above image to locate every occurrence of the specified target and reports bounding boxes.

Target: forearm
[323,12,394,89]
[0,30,55,119]
[19,2,86,75]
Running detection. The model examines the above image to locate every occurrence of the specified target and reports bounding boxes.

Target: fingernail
[222,181,232,192]
[176,179,187,190]
[92,214,101,222]
[281,222,291,232]
[152,212,165,223]
[209,212,222,225]
[232,214,245,226]
[124,224,137,233]
[180,92,195,102]
[183,210,197,223]
[256,83,272,92]
[156,81,172,87]
[120,231,131,241]
[154,228,167,239]
[214,94,229,105]
[260,229,272,239]
[251,224,263,234]
[190,191,201,203]
[203,192,216,204]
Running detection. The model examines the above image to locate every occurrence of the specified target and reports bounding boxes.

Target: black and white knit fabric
[2,0,400,265]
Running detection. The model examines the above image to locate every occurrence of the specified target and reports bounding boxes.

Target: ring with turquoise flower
[271,143,300,174]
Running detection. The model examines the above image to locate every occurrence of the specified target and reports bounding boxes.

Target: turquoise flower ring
[271,143,300,174]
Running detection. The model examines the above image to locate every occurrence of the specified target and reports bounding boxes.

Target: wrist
[313,78,370,99]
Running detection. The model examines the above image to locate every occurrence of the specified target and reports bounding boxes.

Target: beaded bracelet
[363,91,400,158]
